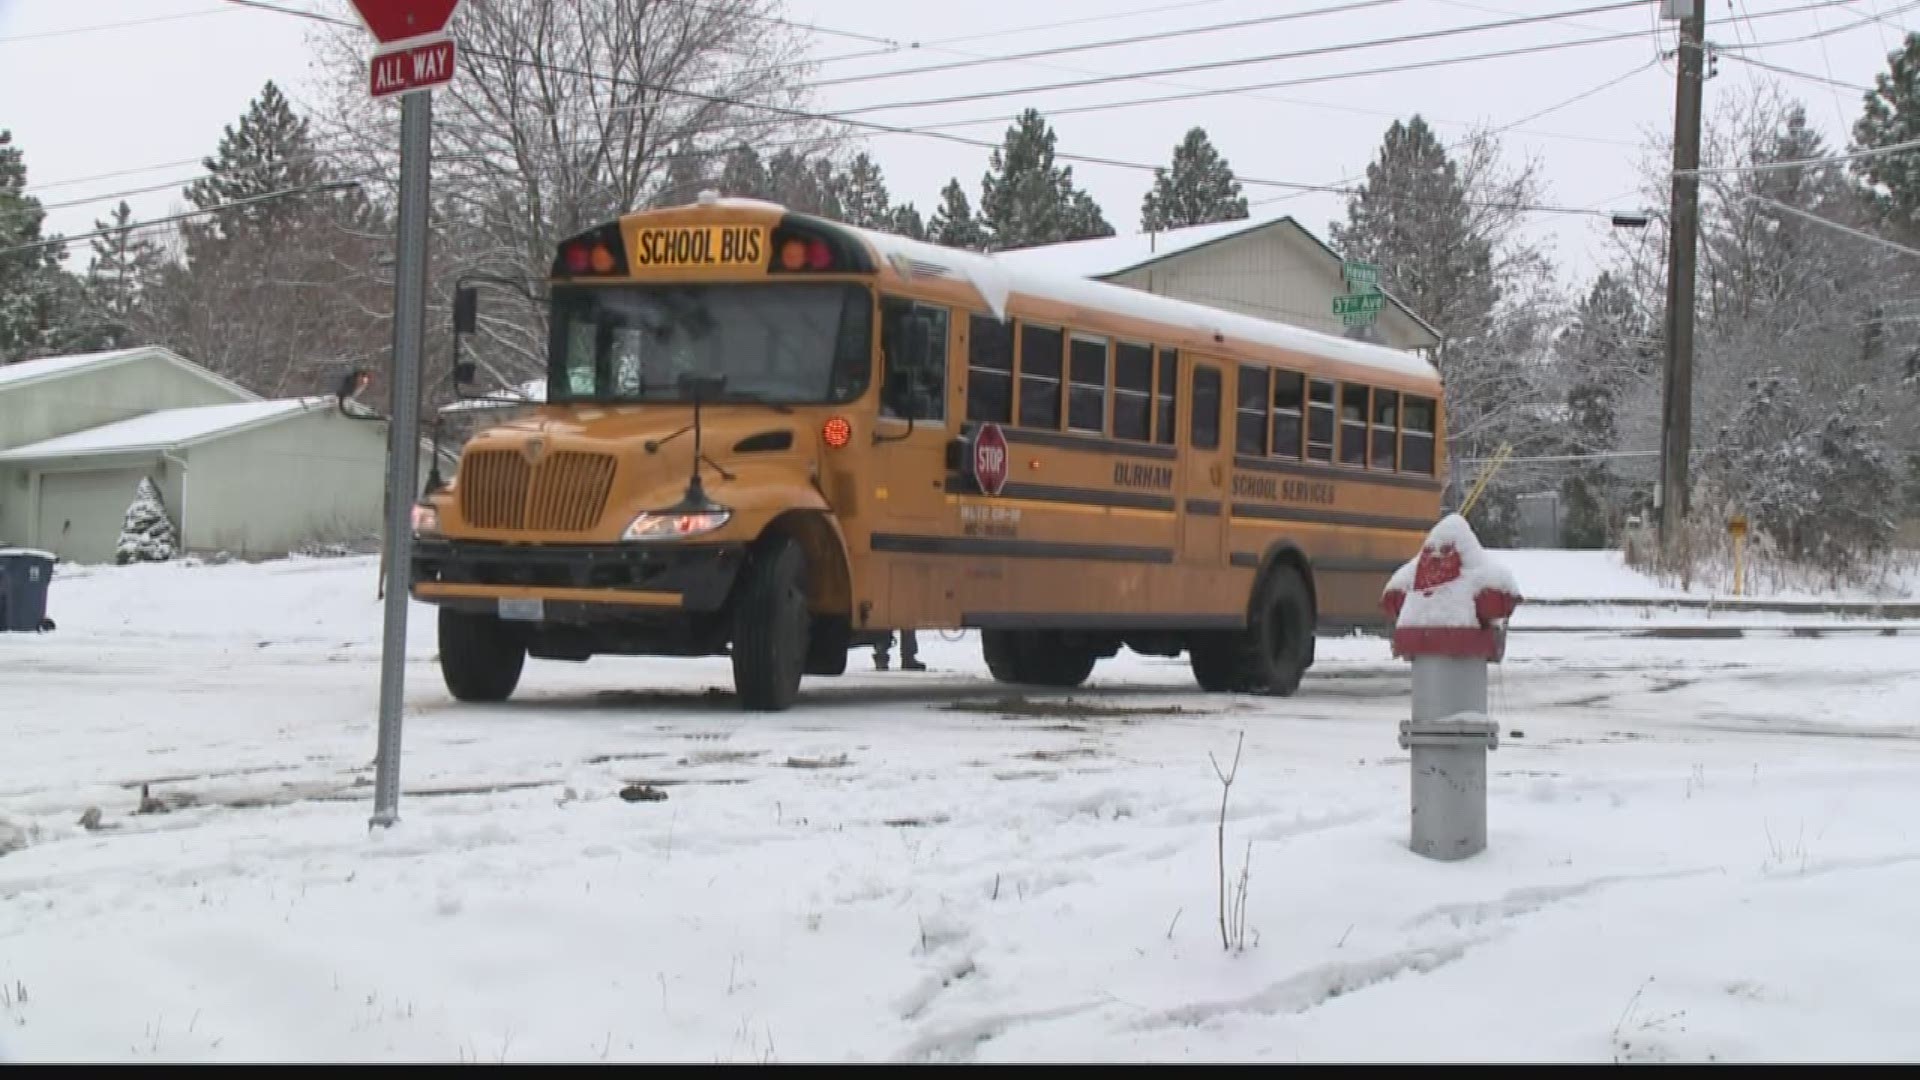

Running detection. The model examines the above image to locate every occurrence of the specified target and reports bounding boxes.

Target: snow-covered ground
[1499,548,1920,604]
[4,554,1919,1062]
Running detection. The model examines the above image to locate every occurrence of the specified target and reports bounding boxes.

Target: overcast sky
[2,0,1912,291]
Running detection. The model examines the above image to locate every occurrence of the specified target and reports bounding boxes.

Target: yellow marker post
[1728,514,1749,596]
[1458,442,1513,519]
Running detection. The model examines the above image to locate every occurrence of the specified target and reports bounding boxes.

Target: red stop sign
[348,0,461,44]
[972,423,1010,496]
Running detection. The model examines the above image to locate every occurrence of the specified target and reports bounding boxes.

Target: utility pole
[1659,0,1706,547]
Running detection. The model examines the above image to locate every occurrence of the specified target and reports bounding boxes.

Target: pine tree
[1554,273,1652,547]
[765,150,843,219]
[977,109,1114,250]
[1330,116,1499,357]
[928,179,987,250]
[718,145,770,199]
[115,478,179,564]
[888,203,927,240]
[1852,31,1920,235]
[182,81,333,254]
[1140,127,1249,232]
[0,130,84,364]
[836,152,891,228]
[87,201,165,343]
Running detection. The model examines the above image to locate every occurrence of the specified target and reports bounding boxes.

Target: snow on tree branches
[116,479,178,566]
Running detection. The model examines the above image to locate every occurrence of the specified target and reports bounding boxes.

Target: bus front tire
[1188,566,1313,696]
[439,607,526,703]
[732,537,811,711]
[981,629,1097,688]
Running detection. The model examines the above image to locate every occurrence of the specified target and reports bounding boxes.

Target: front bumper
[410,539,746,613]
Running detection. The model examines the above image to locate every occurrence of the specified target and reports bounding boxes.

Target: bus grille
[459,450,617,532]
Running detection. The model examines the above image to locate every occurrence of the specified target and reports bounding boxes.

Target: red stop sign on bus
[972,422,1010,496]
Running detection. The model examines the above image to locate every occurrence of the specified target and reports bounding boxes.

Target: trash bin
[0,548,56,633]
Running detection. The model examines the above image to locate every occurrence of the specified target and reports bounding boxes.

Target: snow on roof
[0,399,325,462]
[855,226,1439,382]
[990,216,1277,280]
[0,346,263,401]
[0,348,153,390]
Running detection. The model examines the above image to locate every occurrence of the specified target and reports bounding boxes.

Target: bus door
[1179,357,1230,570]
[870,298,957,622]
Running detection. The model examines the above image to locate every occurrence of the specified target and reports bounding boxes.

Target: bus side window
[1019,323,1065,430]
[1271,371,1304,459]
[1371,389,1399,469]
[1113,342,1153,442]
[1155,348,1179,445]
[1402,395,1436,474]
[1306,378,1335,462]
[1339,383,1369,467]
[967,314,1013,423]
[1235,365,1269,456]
[881,298,947,422]
[1067,333,1110,435]
[1191,365,1222,451]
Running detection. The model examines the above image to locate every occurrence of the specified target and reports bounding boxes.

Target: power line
[455,45,1630,219]
[1717,50,1872,91]
[807,0,1416,90]
[1248,57,1663,213]
[1733,192,1920,258]
[922,0,1249,48]
[0,5,234,45]
[0,181,362,257]
[1678,134,1920,175]
[1714,0,1920,48]
[830,1,1659,119]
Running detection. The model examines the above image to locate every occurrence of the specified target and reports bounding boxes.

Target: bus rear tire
[981,629,1096,688]
[732,537,810,711]
[439,607,526,703]
[1188,566,1313,696]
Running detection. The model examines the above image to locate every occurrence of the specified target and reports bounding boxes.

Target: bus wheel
[1188,634,1242,692]
[1188,567,1313,696]
[982,630,1027,683]
[982,630,1096,688]
[1246,566,1313,696]
[439,607,526,703]
[732,536,811,711]
[1028,644,1097,688]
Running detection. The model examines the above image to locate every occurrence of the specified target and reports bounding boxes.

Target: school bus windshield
[546,281,873,405]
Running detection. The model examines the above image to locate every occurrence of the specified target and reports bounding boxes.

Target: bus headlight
[623,508,731,541]
[411,503,441,537]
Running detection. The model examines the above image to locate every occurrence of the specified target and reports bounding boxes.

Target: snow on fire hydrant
[1380,514,1522,861]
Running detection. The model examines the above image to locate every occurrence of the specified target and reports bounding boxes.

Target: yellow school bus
[409,194,1445,710]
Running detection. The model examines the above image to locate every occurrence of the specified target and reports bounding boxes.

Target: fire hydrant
[1380,514,1522,861]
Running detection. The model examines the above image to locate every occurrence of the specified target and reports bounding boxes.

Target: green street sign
[1333,292,1385,317]
[1342,260,1379,287]
[1341,311,1377,328]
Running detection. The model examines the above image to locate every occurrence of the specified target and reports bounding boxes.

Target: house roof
[0,345,263,401]
[989,215,1443,346]
[0,398,326,462]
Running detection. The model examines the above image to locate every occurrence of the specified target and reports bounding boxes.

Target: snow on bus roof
[852,227,1438,383]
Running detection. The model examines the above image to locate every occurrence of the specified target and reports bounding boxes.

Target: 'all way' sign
[370,36,456,98]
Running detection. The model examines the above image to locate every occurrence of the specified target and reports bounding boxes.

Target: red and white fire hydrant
[1380,514,1523,861]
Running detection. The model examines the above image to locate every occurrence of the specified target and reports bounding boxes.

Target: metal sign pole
[371,89,433,829]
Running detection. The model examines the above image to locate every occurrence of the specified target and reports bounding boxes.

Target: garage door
[37,469,149,565]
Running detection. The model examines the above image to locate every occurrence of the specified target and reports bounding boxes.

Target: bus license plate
[498,597,544,622]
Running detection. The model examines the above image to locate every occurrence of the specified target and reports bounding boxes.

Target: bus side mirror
[453,360,477,386]
[453,286,478,334]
